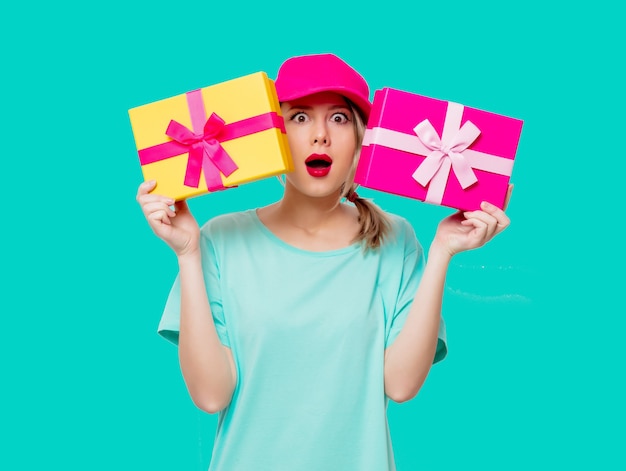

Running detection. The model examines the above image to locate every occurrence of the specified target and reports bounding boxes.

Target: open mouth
[304,153,333,177]
[305,154,333,168]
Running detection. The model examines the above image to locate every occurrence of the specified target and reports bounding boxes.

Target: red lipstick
[305,153,332,177]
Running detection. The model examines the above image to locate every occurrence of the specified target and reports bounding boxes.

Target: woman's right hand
[136,180,200,257]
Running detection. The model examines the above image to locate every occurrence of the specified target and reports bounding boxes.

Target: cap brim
[279,86,371,122]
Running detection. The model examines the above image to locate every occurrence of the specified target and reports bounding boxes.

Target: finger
[143,201,176,220]
[136,180,157,200]
[461,216,488,231]
[479,201,510,234]
[137,192,175,209]
[503,184,514,211]
[463,209,497,241]
[148,209,172,226]
[461,213,489,230]
[463,208,498,228]
[461,217,490,243]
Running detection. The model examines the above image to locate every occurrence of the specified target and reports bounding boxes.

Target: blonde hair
[342,101,391,250]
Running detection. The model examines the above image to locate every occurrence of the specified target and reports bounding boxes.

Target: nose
[312,122,329,145]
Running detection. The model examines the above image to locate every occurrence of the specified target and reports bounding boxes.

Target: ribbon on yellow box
[129,72,292,201]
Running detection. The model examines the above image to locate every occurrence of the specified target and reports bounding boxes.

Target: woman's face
[281,92,357,200]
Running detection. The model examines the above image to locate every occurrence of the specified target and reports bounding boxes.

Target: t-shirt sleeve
[157,228,230,347]
[384,219,447,364]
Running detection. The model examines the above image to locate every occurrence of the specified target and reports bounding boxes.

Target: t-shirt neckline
[248,209,362,257]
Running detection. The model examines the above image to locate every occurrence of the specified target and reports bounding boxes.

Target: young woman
[136,53,511,470]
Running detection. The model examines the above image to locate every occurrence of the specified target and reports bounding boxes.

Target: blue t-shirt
[159,209,447,470]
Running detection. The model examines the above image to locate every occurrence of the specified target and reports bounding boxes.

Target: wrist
[428,241,454,265]
[177,247,201,266]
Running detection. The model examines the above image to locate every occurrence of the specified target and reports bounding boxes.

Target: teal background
[2,0,623,469]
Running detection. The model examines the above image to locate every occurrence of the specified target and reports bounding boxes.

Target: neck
[274,184,344,233]
[256,182,360,252]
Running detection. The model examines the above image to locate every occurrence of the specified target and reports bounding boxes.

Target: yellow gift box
[128,72,293,201]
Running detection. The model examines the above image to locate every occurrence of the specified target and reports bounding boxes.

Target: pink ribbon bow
[165,113,238,191]
[412,118,481,190]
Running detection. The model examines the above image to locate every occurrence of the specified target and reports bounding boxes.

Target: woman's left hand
[433,184,513,257]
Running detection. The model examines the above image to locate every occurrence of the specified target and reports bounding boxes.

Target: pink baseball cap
[275,53,371,121]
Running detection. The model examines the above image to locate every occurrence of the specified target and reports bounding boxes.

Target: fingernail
[481,201,492,209]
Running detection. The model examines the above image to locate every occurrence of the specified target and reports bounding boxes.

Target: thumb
[503,184,514,210]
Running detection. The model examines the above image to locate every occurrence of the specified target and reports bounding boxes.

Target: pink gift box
[354,88,524,211]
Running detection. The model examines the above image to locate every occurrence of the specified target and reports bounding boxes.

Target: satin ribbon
[362,101,514,205]
[166,112,237,191]
[138,89,286,192]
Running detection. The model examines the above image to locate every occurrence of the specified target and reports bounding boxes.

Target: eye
[289,111,309,123]
[331,112,350,124]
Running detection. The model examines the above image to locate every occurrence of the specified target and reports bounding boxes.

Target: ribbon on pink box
[138,89,286,192]
[362,102,514,205]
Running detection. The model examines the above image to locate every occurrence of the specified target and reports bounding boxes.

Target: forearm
[178,251,236,413]
[384,244,451,402]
